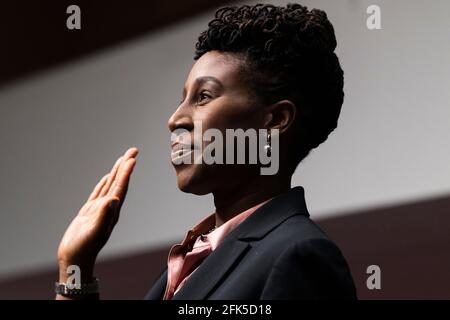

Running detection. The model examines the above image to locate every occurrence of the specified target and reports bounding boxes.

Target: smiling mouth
[171,143,197,164]
[171,149,193,161]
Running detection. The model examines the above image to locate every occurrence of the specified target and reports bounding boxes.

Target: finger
[125,147,139,159]
[107,147,139,196]
[99,156,123,197]
[109,180,117,197]
[110,158,137,201]
[88,173,109,201]
[101,147,139,197]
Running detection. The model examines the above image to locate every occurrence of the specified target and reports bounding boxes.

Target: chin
[174,163,212,195]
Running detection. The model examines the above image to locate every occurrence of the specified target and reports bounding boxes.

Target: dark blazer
[145,186,357,300]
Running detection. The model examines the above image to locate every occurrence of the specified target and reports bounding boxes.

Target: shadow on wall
[1,193,449,299]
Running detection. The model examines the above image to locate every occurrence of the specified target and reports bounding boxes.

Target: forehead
[184,51,244,89]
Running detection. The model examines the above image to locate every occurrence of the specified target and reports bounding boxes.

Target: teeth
[172,149,188,156]
[172,144,193,153]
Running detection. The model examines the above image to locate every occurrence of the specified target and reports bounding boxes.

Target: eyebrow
[182,76,224,97]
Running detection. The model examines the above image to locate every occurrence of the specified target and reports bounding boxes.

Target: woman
[56,3,356,300]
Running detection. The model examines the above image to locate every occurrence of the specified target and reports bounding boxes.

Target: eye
[197,91,212,103]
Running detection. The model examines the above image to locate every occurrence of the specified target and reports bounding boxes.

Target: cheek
[195,100,259,132]
[191,99,263,163]
[194,110,239,153]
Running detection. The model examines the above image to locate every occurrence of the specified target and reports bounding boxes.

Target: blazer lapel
[144,268,168,300]
[172,239,250,300]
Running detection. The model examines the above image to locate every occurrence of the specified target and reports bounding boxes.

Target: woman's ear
[263,99,297,134]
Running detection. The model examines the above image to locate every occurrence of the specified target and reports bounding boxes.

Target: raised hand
[57,147,138,286]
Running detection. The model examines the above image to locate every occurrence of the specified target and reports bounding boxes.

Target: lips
[171,141,198,164]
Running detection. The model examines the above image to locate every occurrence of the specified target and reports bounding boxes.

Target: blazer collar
[233,186,310,241]
[172,186,309,300]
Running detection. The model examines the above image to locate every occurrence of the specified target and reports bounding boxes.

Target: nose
[168,104,194,133]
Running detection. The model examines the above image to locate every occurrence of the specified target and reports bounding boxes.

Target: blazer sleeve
[260,238,357,300]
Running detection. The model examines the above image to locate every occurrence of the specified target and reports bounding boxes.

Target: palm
[57,148,138,267]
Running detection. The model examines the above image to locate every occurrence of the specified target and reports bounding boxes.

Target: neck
[212,175,291,227]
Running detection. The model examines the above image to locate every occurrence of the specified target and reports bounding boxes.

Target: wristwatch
[55,278,99,297]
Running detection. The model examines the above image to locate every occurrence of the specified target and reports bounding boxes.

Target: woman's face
[168,50,266,195]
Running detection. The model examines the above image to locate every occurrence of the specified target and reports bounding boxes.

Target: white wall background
[1,0,449,278]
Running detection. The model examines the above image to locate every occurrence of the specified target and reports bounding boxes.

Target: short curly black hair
[194,3,344,171]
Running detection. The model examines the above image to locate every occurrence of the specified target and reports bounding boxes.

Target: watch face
[55,279,99,297]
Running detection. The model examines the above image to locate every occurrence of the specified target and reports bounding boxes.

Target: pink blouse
[163,199,271,300]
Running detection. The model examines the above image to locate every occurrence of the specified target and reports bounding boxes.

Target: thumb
[107,197,121,211]
[106,197,121,231]
[96,196,120,217]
